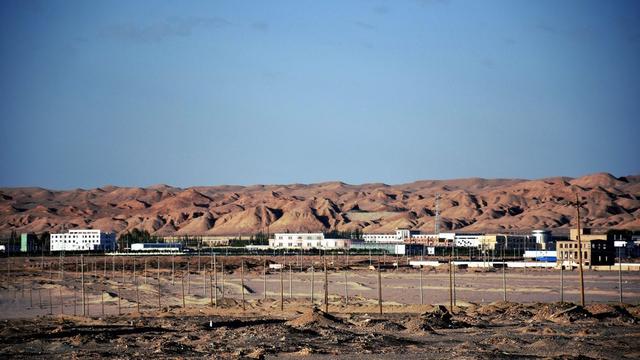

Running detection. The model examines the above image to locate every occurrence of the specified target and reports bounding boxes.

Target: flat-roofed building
[50,229,116,252]
[557,229,614,267]
[474,234,537,251]
[269,233,350,250]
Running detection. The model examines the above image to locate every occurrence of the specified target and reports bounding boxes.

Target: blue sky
[1,0,639,189]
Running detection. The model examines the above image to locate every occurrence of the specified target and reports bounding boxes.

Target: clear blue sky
[1,0,639,189]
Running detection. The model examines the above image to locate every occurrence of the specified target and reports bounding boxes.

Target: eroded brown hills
[1,172,638,236]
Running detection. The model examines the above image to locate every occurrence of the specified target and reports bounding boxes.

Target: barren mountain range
[1,173,639,237]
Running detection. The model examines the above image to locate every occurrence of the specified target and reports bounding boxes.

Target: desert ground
[1,255,639,358]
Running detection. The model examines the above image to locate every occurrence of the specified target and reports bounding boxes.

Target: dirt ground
[1,255,639,359]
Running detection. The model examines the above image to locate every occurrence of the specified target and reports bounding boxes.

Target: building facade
[557,229,615,267]
[269,233,350,250]
[50,229,117,252]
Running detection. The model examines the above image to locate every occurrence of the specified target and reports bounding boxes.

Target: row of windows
[559,242,608,249]
[53,234,100,239]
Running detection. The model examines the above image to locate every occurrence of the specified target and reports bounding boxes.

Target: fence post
[502,253,507,302]
[619,255,623,305]
[311,265,315,305]
[136,271,140,314]
[214,260,218,307]
[344,269,348,306]
[324,258,328,313]
[118,281,122,316]
[181,270,186,308]
[101,288,105,316]
[289,263,293,299]
[157,256,161,311]
[81,255,86,316]
[209,269,214,308]
[280,265,284,311]
[560,265,564,303]
[60,287,64,316]
[73,287,76,316]
[221,260,225,301]
[241,259,246,311]
[377,263,382,315]
[263,258,267,300]
[448,261,453,311]
[202,260,207,298]
[419,266,424,305]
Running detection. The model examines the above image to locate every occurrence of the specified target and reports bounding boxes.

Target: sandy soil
[1,256,639,358]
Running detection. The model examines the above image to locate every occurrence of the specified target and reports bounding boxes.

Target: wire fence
[0,254,637,319]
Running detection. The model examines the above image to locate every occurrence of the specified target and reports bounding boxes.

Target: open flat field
[0,255,639,359]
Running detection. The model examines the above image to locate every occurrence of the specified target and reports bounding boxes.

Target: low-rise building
[350,241,406,255]
[475,234,537,251]
[454,234,484,248]
[269,233,350,250]
[556,228,615,267]
[364,229,451,247]
[50,229,116,252]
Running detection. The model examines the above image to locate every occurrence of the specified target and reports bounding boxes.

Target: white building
[269,233,351,250]
[50,229,116,252]
[364,229,454,247]
[363,229,418,243]
[454,234,483,247]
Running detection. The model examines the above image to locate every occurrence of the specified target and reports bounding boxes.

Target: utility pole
[572,193,586,307]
